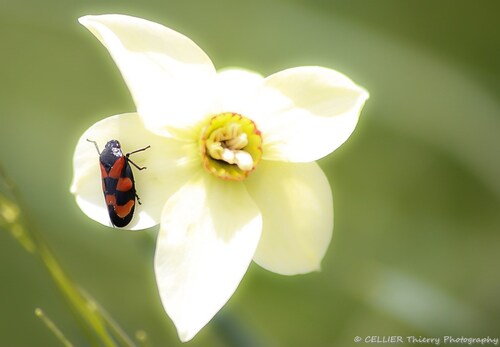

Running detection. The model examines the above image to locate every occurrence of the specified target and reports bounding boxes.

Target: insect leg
[126,145,151,156]
[128,159,147,171]
[126,145,150,170]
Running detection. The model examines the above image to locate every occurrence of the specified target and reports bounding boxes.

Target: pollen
[200,113,262,181]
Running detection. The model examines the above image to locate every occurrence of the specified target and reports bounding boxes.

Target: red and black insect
[88,139,150,227]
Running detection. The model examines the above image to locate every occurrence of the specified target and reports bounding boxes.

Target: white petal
[251,66,368,162]
[245,161,333,275]
[70,113,199,230]
[211,68,264,114]
[155,174,262,342]
[79,14,216,137]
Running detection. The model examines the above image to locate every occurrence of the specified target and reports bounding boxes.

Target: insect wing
[98,141,137,227]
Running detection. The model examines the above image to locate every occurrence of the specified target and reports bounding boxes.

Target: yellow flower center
[199,113,262,181]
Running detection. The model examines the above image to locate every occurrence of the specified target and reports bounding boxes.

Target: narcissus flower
[70,14,368,342]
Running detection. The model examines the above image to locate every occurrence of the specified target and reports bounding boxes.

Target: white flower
[70,14,368,342]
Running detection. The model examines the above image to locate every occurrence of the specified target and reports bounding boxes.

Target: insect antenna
[86,139,101,155]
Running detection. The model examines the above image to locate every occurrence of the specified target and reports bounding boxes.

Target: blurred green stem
[37,233,119,347]
[0,165,137,347]
[35,308,75,347]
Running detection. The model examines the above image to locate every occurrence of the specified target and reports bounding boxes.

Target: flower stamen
[200,113,262,181]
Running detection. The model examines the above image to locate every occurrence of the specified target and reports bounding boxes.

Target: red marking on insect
[88,139,150,227]
[116,177,133,192]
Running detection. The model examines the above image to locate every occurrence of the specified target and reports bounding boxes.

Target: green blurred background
[1,0,499,346]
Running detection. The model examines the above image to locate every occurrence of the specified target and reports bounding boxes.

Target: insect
[88,139,150,227]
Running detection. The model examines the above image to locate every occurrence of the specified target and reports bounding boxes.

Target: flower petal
[79,14,217,137]
[70,113,199,230]
[154,174,262,342]
[212,68,264,114]
[252,66,368,162]
[245,160,333,275]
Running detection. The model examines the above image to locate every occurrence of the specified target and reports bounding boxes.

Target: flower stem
[35,308,75,347]
[0,165,137,347]
[36,237,119,347]
[80,289,139,347]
